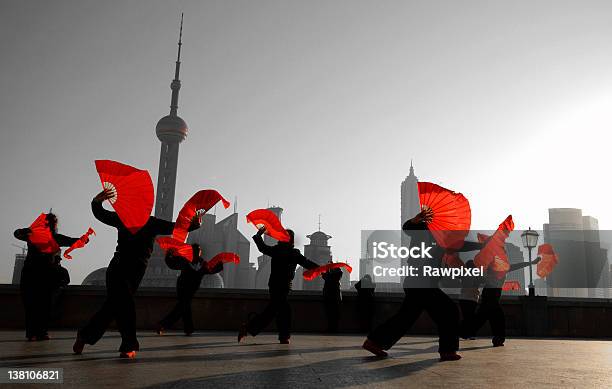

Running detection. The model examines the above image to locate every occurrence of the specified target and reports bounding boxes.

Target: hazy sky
[2,0,612,284]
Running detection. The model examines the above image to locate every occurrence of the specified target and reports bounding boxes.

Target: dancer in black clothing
[238,227,318,344]
[156,244,223,336]
[355,275,376,332]
[73,188,199,358]
[458,260,480,340]
[14,213,80,341]
[466,256,541,346]
[363,208,483,361]
[322,263,343,333]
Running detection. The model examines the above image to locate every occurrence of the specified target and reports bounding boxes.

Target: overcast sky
[2,0,612,284]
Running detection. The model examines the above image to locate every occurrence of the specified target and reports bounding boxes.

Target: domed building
[200,273,224,289]
[82,267,107,286]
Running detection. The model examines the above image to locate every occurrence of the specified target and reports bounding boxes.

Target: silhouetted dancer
[156,244,223,336]
[322,263,343,333]
[238,227,318,344]
[14,213,80,341]
[467,256,541,346]
[73,188,199,358]
[355,274,376,332]
[363,207,483,361]
[458,260,480,340]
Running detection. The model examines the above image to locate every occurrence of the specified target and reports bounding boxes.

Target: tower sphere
[156,115,188,142]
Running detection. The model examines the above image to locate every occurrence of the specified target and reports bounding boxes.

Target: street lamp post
[521,227,540,297]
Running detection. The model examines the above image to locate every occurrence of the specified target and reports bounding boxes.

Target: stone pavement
[0,331,610,388]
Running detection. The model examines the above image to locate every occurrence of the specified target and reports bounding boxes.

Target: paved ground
[0,331,611,388]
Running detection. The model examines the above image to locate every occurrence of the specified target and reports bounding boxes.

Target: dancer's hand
[532,256,542,265]
[414,206,434,224]
[257,226,266,236]
[93,188,115,203]
[189,214,201,231]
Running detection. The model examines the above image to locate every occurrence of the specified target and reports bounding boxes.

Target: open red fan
[63,228,96,260]
[502,280,521,292]
[206,252,240,271]
[156,237,194,262]
[173,190,230,243]
[417,182,471,250]
[246,209,291,242]
[28,213,60,254]
[474,215,514,277]
[536,243,558,278]
[95,160,154,234]
[303,262,352,281]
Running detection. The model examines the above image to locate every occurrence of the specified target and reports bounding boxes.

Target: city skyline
[3,0,612,284]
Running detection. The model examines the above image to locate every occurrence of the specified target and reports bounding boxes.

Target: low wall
[1,285,611,338]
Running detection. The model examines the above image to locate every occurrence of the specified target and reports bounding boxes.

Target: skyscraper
[11,249,26,285]
[543,208,609,298]
[400,161,420,228]
[142,15,189,287]
[187,212,256,289]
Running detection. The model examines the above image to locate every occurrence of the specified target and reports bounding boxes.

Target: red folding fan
[474,215,514,276]
[28,213,60,254]
[536,243,558,278]
[95,160,154,234]
[206,252,240,271]
[173,190,230,243]
[417,182,471,250]
[156,237,194,262]
[63,227,96,260]
[502,280,521,292]
[303,262,352,281]
[246,209,291,242]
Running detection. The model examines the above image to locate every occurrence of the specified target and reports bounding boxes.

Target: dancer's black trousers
[78,255,146,352]
[367,288,459,353]
[471,287,505,340]
[246,287,291,340]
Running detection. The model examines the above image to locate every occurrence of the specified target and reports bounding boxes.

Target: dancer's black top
[91,200,198,265]
[322,268,343,296]
[166,248,224,297]
[14,228,78,265]
[253,234,318,289]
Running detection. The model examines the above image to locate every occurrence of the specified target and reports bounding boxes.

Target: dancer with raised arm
[73,188,199,358]
[363,205,483,361]
[14,213,80,341]
[238,226,318,344]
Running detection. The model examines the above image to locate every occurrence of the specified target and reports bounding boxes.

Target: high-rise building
[401,161,420,230]
[255,206,283,289]
[187,212,256,289]
[142,16,189,287]
[11,250,26,285]
[543,208,609,298]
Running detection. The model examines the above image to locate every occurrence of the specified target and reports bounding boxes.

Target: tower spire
[169,13,183,117]
[318,214,322,231]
